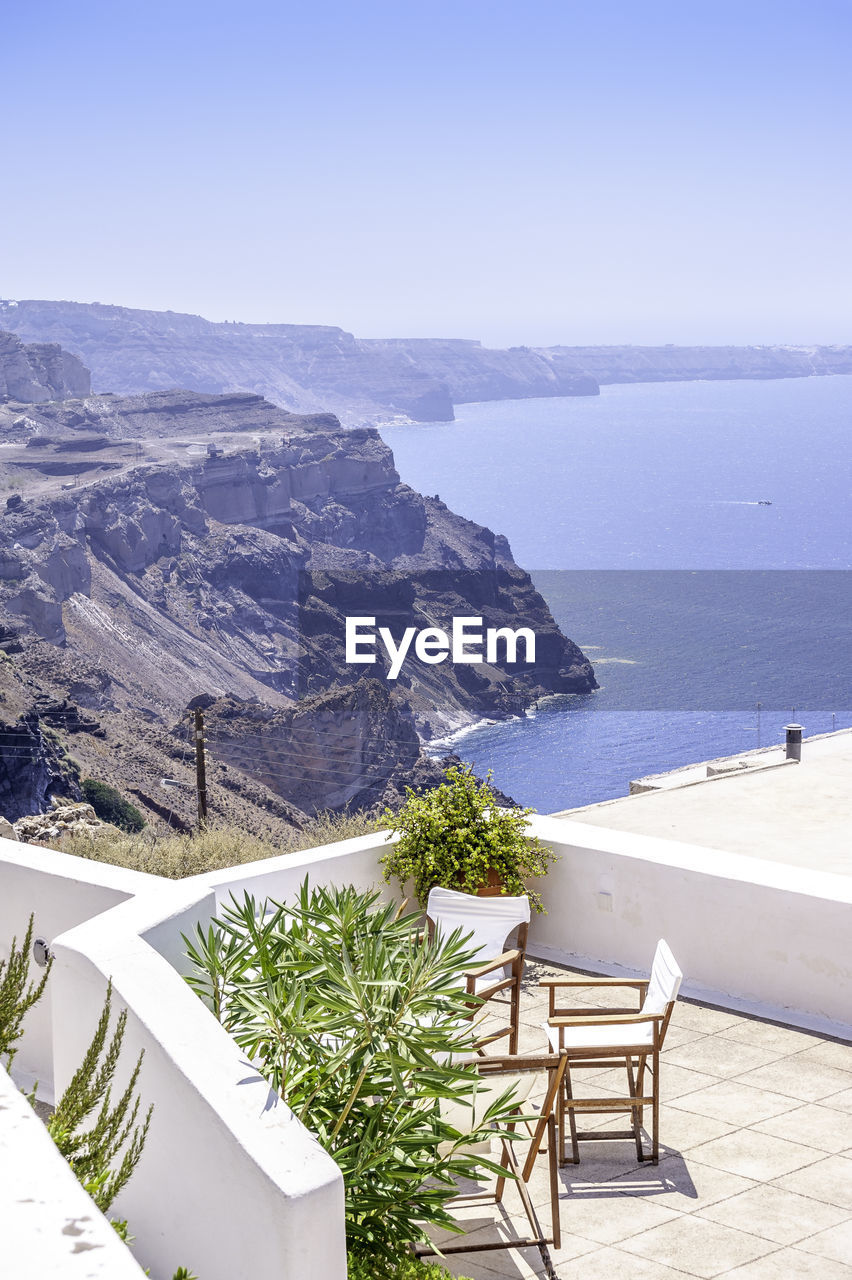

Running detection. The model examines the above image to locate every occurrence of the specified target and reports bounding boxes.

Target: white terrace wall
[527,816,852,1039]
[50,886,347,1280]
[2,816,849,1279]
[198,823,852,1040]
[0,1062,147,1280]
[0,835,156,1098]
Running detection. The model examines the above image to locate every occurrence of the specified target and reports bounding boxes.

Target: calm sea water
[381,377,852,811]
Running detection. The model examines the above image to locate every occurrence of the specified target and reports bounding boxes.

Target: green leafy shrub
[380,763,555,911]
[0,914,52,1070]
[347,1255,470,1280]
[47,982,152,1214]
[81,779,146,833]
[185,882,521,1275]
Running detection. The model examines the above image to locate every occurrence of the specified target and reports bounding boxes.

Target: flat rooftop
[439,963,852,1280]
[550,730,852,877]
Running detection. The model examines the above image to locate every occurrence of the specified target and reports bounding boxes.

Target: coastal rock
[13,802,107,845]
[0,712,81,822]
[0,386,596,822]
[0,329,91,403]
[0,301,456,423]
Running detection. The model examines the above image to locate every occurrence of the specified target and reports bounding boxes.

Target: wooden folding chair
[426,887,530,1054]
[542,940,682,1165]
[415,1050,569,1280]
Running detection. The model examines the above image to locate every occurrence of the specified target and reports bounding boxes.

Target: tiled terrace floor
[434,962,852,1280]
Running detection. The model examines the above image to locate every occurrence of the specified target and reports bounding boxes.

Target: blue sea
[381,376,852,811]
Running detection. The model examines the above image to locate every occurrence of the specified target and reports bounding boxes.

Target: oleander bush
[185,882,521,1276]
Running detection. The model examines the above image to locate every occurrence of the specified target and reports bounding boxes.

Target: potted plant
[380,763,555,911]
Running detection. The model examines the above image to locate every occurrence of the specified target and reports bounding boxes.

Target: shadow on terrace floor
[428,961,852,1280]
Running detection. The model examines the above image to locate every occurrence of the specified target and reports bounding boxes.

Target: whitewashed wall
[0,1063,146,1280]
[0,835,153,1098]
[526,816,852,1039]
[49,887,347,1280]
[2,810,850,1280]
[199,822,852,1038]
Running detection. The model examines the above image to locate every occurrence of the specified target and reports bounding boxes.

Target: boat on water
[757,500,772,505]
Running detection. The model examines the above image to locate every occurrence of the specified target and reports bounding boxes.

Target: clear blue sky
[3,0,850,346]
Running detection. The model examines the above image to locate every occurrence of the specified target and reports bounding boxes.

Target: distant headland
[2,298,851,425]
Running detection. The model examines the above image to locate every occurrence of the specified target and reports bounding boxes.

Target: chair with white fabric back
[541,939,683,1165]
[426,886,531,1054]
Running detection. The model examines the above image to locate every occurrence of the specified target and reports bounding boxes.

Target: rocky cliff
[0,329,91,403]
[0,389,596,826]
[3,301,851,425]
[0,302,455,423]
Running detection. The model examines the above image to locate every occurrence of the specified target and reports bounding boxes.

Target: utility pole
[194,709,208,829]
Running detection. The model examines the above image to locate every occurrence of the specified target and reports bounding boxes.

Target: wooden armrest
[466,949,520,979]
[549,1012,663,1027]
[540,976,649,990]
[459,1050,566,1073]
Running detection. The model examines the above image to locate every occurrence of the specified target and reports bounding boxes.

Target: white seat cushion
[544,1020,655,1053]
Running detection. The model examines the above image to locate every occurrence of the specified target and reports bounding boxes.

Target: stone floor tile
[555,1149,661,1191]
[795,1219,852,1267]
[602,1151,757,1213]
[667,1080,797,1126]
[696,1182,849,1245]
[721,1248,852,1279]
[824,1088,852,1114]
[569,1106,735,1154]
[792,1041,852,1073]
[662,1037,788,1080]
[734,1058,852,1103]
[656,1023,708,1051]
[752,1102,852,1154]
[552,1245,689,1279]
[671,1003,744,1034]
[772,1153,852,1209]
[652,1107,738,1152]
[687,1130,823,1181]
[556,1189,679,1246]
[715,1020,827,1056]
[593,1061,719,1101]
[619,1214,775,1277]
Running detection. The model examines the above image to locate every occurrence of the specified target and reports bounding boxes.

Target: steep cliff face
[0,388,596,824]
[0,301,454,423]
[0,407,594,728]
[542,344,852,384]
[0,712,81,821]
[0,329,91,402]
[5,301,851,426]
[362,338,600,402]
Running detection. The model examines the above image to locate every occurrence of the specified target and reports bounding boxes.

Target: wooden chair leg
[509,964,520,1056]
[651,1049,660,1165]
[625,1055,645,1162]
[563,1065,580,1164]
[635,1056,646,1122]
[495,1120,515,1202]
[547,1112,561,1250]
